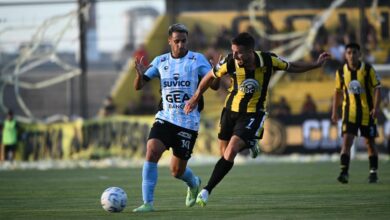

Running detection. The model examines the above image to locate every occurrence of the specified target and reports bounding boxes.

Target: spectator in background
[214,25,232,51]
[114,42,134,71]
[386,48,390,63]
[262,16,277,51]
[282,17,294,33]
[328,36,345,63]
[310,42,325,62]
[189,23,207,50]
[364,49,376,63]
[263,15,276,35]
[315,25,328,46]
[133,44,149,66]
[124,101,137,115]
[138,83,157,115]
[342,30,357,45]
[301,93,317,115]
[246,25,261,50]
[325,35,345,74]
[102,96,116,117]
[336,14,349,38]
[381,96,390,156]
[273,96,291,117]
[362,17,378,50]
[1,110,18,161]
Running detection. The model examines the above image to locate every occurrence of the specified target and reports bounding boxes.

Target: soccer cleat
[186,176,201,207]
[196,189,209,207]
[337,172,349,184]
[368,172,378,183]
[250,142,261,159]
[132,203,155,213]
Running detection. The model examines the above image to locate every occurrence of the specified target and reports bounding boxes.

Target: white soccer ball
[100,187,127,212]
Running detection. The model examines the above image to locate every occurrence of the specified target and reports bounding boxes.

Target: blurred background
[1,0,390,163]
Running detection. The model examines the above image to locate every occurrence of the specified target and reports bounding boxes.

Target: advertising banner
[14,114,389,161]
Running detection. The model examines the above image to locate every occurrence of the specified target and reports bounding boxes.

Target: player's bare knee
[145,149,161,162]
[223,148,239,161]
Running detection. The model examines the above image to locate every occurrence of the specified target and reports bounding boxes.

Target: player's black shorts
[4,144,16,154]
[218,108,267,149]
[148,119,198,160]
[342,121,378,138]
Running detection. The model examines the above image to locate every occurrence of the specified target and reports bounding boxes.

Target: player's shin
[142,161,158,204]
[204,157,233,194]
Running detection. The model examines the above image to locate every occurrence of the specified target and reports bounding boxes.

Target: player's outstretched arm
[287,52,331,73]
[184,71,215,114]
[133,56,148,90]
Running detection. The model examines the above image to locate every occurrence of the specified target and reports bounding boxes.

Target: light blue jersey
[144,51,211,131]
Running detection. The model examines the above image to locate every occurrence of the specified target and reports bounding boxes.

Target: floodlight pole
[359,0,366,58]
[166,0,178,24]
[78,0,88,118]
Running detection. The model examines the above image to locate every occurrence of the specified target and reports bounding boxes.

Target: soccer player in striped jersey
[184,32,330,206]
[132,23,220,212]
[331,43,381,184]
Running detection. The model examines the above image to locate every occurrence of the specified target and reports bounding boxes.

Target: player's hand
[212,55,225,72]
[134,56,147,76]
[316,52,331,66]
[184,97,198,114]
[370,107,379,119]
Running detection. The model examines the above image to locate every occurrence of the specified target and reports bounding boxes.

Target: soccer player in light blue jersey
[132,23,220,212]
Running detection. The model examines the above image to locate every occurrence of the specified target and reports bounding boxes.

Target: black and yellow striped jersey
[213,51,289,113]
[335,62,381,125]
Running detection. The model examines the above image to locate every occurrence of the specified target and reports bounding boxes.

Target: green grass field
[0,160,389,220]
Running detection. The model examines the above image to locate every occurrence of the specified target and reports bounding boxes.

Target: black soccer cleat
[337,172,349,184]
[368,172,378,183]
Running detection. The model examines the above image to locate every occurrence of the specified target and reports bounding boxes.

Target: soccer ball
[100,187,127,212]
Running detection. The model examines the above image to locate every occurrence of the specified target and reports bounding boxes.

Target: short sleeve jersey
[213,51,289,113]
[143,51,211,131]
[335,62,381,125]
